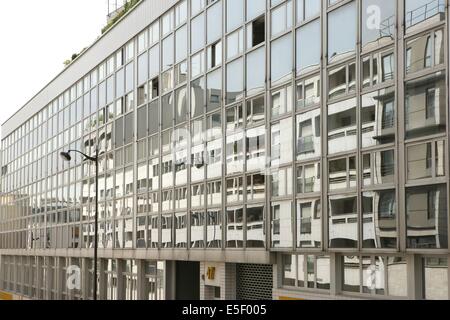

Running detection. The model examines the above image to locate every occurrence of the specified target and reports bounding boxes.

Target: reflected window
[406,29,444,74]
[327,98,357,154]
[296,75,320,110]
[329,156,356,191]
[407,140,445,181]
[361,87,395,148]
[246,205,265,248]
[191,211,205,248]
[405,0,445,29]
[405,74,446,139]
[406,184,448,249]
[207,210,222,248]
[296,109,320,161]
[329,195,358,249]
[226,206,244,248]
[297,200,321,249]
[271,85,292,118]
[362,0,395,50]
[207,69,222,112]
[328,63,356,99]
[297,163,320,194]
[272,201,293,248]
[271,166,293,197]
[362,190,397,249]
[191,77,205,118]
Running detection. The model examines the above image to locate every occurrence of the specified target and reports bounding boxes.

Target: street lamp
[60,149,99,300]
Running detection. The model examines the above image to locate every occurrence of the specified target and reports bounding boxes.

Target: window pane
[227,29,244,60]
[271,34,292,85]
[226,58,244,104]
[328,2,356,63]
[423,258,448,300]
[362,190,397,249]
[247,0,265,21]
[329,195,358,248]
[191,14,205,53]
[207,2,222,44]
[328,98,357,155]
[227,206,244,248]
[207,69,222,112]
[175,25,188,63]
[149,45,160,77]
[246,205,265,248]
[246,47,265,95]
[405,0,445,29]
[296,19,321,74]
[162,35,174,70]
[406,184,448,249]
[405,75,446,140]
[296,109,321,161]
[407,143,433,181]
[362,0,395,50]
[271,202,291,249]
[361,87,395,148]
[191,77,205,118]
[227,0,244,32]
[297,199,321,248]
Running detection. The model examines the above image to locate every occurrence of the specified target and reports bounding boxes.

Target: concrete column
[165,261,176,300]
[136,260,146,300]
[407,254,423,300]
[99,258,108,300]
[81,258,89,300]
[331,253,342,297]
[224,263,236,300]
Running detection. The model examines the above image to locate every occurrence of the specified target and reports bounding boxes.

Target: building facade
[0,0,449,300]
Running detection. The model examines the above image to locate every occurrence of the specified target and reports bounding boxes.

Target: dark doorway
[175,261,200,300]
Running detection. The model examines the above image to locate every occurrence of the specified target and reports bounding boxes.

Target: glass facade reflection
[0,0,449,301]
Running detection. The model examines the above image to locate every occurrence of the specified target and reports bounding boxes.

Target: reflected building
[1,0,450,301]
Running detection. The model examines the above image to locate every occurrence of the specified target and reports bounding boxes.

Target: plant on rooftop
[102,0,141,34]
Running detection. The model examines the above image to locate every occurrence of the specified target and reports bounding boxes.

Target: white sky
[0,0,109,138]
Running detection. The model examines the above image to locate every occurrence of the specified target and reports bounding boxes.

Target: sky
[0,0,109,138]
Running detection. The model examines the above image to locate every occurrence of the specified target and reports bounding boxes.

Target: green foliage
[102,0,141,34]
[63,47,87,67]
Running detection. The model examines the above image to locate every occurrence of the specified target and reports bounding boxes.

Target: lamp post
[60,149,99,300]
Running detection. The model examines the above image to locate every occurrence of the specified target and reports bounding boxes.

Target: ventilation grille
[236,264,273,300]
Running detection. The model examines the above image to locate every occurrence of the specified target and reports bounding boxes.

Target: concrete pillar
[116,259,126,300]
[331,253,342,296]
[407,254,423,300]
[136,260,146,300]
[224,263,236,300]
[81,258,89,300]
[99,258,108,300]
[165,261,176,300]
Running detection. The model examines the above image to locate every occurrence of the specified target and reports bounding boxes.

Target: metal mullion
[186,0,194,251]
[397,0,407,255]
[321,0,329,253]
[356,0,362,253]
